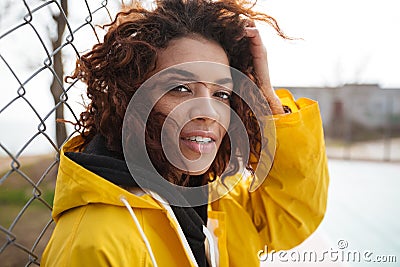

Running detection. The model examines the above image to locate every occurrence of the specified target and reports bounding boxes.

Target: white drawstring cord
[120,196,158,267]
[148,191,199,267]
[203,225,217,267]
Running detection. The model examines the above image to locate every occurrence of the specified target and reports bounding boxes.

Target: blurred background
[0,0,399,266]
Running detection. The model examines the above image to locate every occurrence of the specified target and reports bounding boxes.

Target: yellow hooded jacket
[41,89,329,267]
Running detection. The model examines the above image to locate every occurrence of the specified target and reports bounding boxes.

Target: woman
[41,0,329,266]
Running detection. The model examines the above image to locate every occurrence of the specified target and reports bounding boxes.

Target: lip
[180,130,218,142]
[180,139,216,154]
[180,130,218,154]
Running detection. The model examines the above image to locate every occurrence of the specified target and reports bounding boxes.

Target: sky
[1,0,400,155]
[258,0,400,88]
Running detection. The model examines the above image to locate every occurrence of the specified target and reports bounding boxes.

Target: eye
[213,91,231,100]
[170,85,191,93]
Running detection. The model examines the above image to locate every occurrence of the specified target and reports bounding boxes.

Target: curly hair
[68,0,288,185]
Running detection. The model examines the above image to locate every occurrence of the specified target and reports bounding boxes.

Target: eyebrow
[214,77,234,86]
[159,67,233,87]
[159,68,197,79]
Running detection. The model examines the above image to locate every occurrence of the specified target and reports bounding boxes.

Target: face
[150,36,232,175]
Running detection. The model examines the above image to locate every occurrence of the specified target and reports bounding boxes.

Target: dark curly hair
[68,0,288,186]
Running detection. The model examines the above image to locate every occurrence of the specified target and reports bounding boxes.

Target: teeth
[186,136,212,143]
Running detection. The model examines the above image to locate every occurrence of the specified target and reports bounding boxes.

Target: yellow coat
[41,89,329,267]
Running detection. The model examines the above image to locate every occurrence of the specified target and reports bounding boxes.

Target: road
[262,159,400,266]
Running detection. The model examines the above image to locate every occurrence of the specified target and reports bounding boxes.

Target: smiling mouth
[183,136,214,144]
[180,136,216,154]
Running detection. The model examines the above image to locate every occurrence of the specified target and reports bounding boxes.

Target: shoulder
[62,204,149,260]
[44,204,153,266]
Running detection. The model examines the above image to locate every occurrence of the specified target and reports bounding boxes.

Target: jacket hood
[52,135,163,221]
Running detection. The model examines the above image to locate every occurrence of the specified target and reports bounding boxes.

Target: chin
[180,153,216,176]
[180,163,211,176]
[186,168,209,176]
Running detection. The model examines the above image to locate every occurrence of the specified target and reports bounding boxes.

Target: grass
[0,186,55,206]
[0,154,57,266]
[0,204,55,267]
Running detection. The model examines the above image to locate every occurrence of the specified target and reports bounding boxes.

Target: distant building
[278,84,400,140]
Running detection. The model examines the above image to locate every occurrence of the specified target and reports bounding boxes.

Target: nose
[188,84,220,122]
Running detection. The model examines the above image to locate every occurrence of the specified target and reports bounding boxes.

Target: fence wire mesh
[0,1,120,266]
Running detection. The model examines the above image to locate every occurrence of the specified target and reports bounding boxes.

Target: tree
[50,0,68,148]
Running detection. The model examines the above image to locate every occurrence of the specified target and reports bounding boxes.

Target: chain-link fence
[0,1,122,266]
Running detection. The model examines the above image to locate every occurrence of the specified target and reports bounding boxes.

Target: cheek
[154,98,172,115]
[216,108,230,146]
[218,104,231,132]
[154,96,179,116]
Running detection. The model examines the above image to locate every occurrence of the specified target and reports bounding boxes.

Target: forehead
[154,36,231,82]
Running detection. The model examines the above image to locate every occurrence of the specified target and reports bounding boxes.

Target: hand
[245,21,285,115]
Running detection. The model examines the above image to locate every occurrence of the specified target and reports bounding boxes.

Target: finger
[245,28,267,63]
[244,27,260,40]
[244,28,265,49]
[243,23,285,114]
[245,19,256,28]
